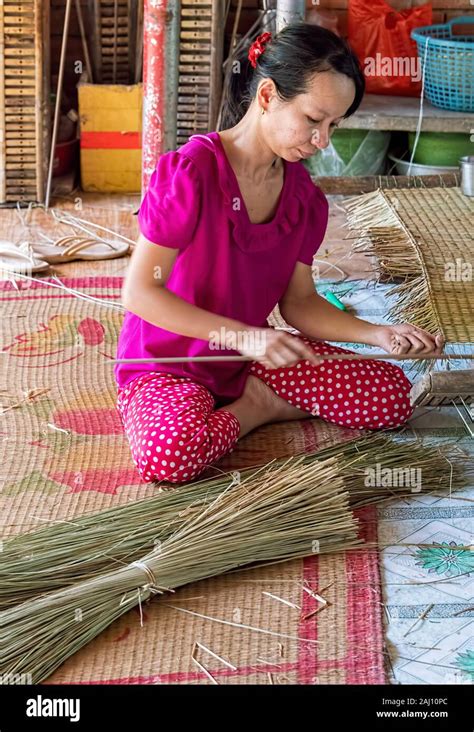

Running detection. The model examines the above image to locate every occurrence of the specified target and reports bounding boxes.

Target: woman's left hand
[374,324,445,358]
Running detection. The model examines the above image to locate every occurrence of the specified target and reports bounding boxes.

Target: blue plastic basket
[411,16,474,112]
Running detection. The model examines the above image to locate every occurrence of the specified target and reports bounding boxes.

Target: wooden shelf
[340,94,474,133]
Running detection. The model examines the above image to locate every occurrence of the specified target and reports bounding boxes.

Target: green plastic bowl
[408,132,474,166]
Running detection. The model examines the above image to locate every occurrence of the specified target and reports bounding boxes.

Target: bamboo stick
[35,0,45,203]
[75,0,93,82]
[108,353,474,365]
[44,0,73,209]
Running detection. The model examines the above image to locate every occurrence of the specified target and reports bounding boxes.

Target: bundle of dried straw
[0,435,466,612]
[0,434,468,683]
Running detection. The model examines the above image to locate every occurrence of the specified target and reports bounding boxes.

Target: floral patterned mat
[328,279,474,685]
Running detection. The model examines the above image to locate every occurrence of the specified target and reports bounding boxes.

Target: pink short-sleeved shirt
[115,131,329,407]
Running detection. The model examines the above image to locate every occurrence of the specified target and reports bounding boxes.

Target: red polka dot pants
[116,337,414,486]
[117,372,240,486]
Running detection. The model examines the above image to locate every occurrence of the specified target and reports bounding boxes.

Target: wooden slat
[0,2,5,203]
[4,4,34,14]
[101,39,128,46]
[178,63,210,73]
[100,5,128,12]
[3,5,36,13]
[6,182,37,189]
[3,26,36,35]
[6,132,37,140]
[101,48,128,56]
[6,132,36,144]
[101,17,128,26]
[5,65,36,74]
[180,53,211,64]
[3,14,35,23]
[101,28,128,36]
[5,78,36,87]
[177,112,209,119]
[5,106,36,114]
[6,165,37,172]
[181,8,212,17]
[4,48,36,56]
[5,120,37,127]
[5,88,37,96]
[5,119,36,125]
[178,95,208,103]
[178,85,209,94]
[6,159,37,166]
[180,31,214,39]
[179,41,211,51]
[181,20,213,29]
[3,15,36,24]
[176,119,209,129]
[179,74,210,83]
[4,59,36,69]
[6,186,38,193]
[5,195,35,201]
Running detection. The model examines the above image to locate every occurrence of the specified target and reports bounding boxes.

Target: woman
[115,23,443,486]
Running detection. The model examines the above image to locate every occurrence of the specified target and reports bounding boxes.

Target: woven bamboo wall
[0,0,50,204]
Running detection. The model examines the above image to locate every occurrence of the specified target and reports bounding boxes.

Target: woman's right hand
[237,327,322,370]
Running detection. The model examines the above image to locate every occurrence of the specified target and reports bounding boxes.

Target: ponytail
[219,47,255,130]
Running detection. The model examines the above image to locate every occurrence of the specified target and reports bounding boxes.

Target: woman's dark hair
[220,22,365,130]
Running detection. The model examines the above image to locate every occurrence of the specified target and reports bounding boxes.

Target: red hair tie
[248,32,272,69]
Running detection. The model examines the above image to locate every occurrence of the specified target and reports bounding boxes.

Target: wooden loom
[0,0,50,204]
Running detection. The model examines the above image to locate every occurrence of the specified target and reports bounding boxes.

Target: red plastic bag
[348,0,432,96]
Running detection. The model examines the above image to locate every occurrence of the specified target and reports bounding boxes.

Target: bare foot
[242,374,312,423]
[218,375,314,440]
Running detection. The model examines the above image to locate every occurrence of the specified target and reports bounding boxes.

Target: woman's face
[259,70,357,162]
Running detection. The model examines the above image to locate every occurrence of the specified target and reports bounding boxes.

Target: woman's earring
[261,107,265,115]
